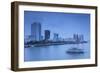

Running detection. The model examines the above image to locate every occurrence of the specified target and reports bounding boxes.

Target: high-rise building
[73,34,79,41]
[73,34,84,42]
[53,33,59,41]
[31,22,41,41]
[40,35,44,41]
[45,30,50,41]
[79,35,84,41]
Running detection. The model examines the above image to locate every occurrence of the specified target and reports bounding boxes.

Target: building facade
[31,22,41,41]
[45,30,50,41]
[53,33,59,41]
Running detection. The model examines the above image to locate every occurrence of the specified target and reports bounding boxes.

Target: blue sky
[24,11,90,40]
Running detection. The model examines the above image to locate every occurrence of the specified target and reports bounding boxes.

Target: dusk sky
[24,11,90,40]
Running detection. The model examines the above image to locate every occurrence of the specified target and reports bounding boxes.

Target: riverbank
[25,41,87,48]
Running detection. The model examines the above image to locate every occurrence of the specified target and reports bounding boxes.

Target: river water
[24,43,90,61]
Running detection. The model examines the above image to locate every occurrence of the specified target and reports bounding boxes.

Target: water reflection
[24,43,90,61]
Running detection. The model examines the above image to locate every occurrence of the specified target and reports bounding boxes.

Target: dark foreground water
[24,43,90,61]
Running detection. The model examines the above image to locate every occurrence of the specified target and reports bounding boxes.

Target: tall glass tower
[31,22,41,41]
[45,30,50,41]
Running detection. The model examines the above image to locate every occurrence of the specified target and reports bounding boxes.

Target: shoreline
[25,41,88,48]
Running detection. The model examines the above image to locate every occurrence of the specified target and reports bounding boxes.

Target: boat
[66,47,84,54]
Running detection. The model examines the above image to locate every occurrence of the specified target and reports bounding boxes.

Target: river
[24,42,90,61]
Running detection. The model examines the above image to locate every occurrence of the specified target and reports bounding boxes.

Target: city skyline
[24,11,90,40]
[25,22,84,42]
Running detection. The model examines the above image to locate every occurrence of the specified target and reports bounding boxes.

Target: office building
[45,30,50,41]
[73,34,79,41]
[31,22,41,41]
[73,34,84,42]
[79,35,84,41]
[53,33,59,41]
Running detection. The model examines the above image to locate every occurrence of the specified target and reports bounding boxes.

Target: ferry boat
[66,47,84,54]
